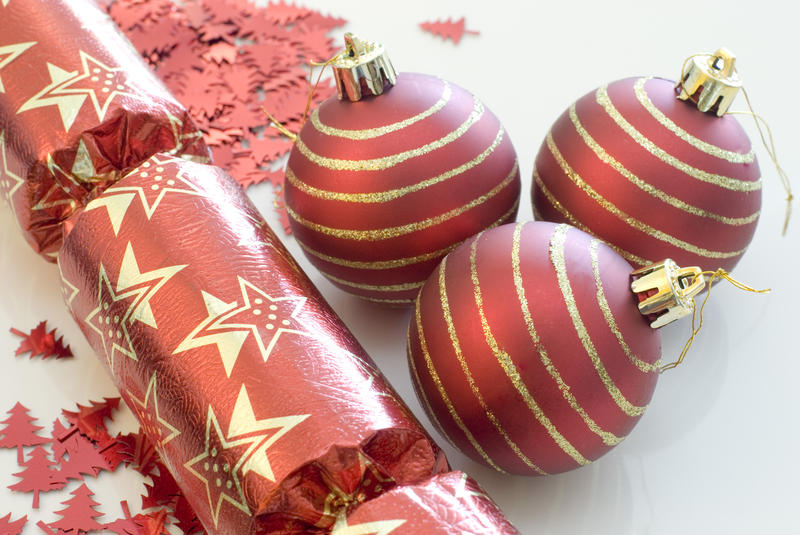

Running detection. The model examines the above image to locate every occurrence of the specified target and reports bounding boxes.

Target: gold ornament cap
[332,33,397,102]
[630,260,706,329]
[676,47,742,116]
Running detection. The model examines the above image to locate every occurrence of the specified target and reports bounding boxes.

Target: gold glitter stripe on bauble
[569,105,760,226]
[545,134,746,259]
[633,77,755,164]
[511,224,623,446]
[294,200,519,270]
[406,329,459,449]
[295,97,485,172]
[589,239,662,373]
[414,296,507,473]
[321,270,425,292]
[596,85,761,192]
[287,163,519,241]
[549,224,647,417]
[286,127,506,203]
[439,254,550,473]
[360,295,415,305]
[311,81,452,140]
[532,168,653,266]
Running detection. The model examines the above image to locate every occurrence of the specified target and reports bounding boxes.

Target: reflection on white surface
[1,0,799,532]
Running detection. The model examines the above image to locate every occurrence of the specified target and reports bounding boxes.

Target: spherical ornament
[407,221,662,476]
[285,67,521,306]
[531,70,761,273]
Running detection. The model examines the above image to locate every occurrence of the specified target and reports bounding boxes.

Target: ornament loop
[332,33,397,102]
[677,48,742,116]
[630,259,705,329]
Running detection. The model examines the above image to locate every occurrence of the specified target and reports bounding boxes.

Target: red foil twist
[0,0,208,260]
[58,154,447,533]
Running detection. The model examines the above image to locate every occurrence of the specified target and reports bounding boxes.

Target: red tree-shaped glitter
[62,397,121,443]
[0,513,27,534]
[10,321,73,360]
[8,445,65,508]
[48,483,104,533]
[103,501,138,535]
[58,432,115,481]
[0,402,50,463]
[419,17,480,44]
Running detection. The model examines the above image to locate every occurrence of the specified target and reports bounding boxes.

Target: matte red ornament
[48,483,104,533]
[9,446,65,509]
[419,17,480,45]
[285,37,521,305]
[0,402,50,464]
[407,221,662,475]
[10,321,73,360]
[532,72,760,273]
[0,513,27,535]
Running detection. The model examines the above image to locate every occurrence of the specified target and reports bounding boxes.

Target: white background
[1,0,798,533]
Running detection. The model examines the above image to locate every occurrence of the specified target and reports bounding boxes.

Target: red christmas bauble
[407,221,661,475]
[532,76,761,272]
[285,72,521,305]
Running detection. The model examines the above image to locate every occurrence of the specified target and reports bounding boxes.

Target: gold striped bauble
[285,73,521,305]
[407,221,661,475]
[532,76,760,272]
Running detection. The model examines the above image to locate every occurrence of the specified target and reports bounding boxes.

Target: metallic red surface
[332,471,521,534]
[0,0,209,261]
[532,76,760,272]
[58,154,447,533]
[408,221,661,475]
[285,73,520,305]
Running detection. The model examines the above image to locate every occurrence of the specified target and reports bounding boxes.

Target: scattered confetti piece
[0,402,50,464]
[62,397,121,444]
[0,513,27,535]
[419,17,480,44]
[8,446,65,509]
[47,483,104,533]
[105,0,348,233]
[9,321,73,360]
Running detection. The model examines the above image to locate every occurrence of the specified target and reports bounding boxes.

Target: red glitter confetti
[47,483,104,533]
[8,446,65,509]
[10,321,73,360]
[0,513,27,535]
[419,17,480,44]
[62,397,121,444]
[104,0,348,233]
[0,402,50,464]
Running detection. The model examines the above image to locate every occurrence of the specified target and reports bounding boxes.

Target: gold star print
[0,131,24,216]
[128,373,180,449]
[0,42,36,93]
[320,453,395,525]
[165,113,207,162]
[184,385,308,528]
[17,51,144,131]
[331,515,406,535]
[85,242,186,369]
[453,472,489,501]
[173,277,309,377]
[57,259,79,307]
[84,154,208,236]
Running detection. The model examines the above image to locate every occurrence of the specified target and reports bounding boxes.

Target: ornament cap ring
[333,33,397,102]
[631,260,706,328]
[676,47,742,116]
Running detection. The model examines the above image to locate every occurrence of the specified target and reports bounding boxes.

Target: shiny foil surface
[408,221,661,476]
[532,76,761,273]
[333,471,521,534]
[0,0,209,261]
[58,154,447,533]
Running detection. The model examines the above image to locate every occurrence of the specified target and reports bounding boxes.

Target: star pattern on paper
[165,113,208,162]
[58,259,80,307]
[128,372,180,449]
[0,41,36,93]
[85,242,186,369]
[173,277,310,377]
[330,516,406,535]
[184,385,308,527]
[17,50,145,131]
[0,131,24,216]
[321,453,395,524]
[84,154,208,236]
[453,472,489,501]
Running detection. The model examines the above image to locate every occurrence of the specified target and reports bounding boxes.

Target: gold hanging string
[728,85,793,235]
[660,269,770,372]
[677,53,793,235]
[261,107,297,142]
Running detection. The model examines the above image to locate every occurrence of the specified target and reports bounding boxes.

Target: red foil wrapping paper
[57,154,447,533]
[0,0,209,260]
[332,471,521,534]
